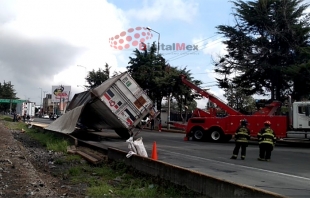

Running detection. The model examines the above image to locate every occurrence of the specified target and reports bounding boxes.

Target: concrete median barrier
[108,148,286,198]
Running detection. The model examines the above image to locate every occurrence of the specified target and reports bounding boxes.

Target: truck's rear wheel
[192,129,205,141]
[209,130,223,142]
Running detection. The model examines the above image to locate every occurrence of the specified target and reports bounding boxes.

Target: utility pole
[9,99,12,114]
[43,91,47,113]
[39,88,42,115]
[146,27,160,54]
[167,94,171,129]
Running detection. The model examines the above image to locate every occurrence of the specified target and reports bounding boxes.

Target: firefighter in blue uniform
[230,119,251,160]
[257,120,276,162]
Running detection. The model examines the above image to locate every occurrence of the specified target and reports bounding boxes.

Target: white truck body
[16,102,35,117]
[49,72,155,138]
[93,72,154,129]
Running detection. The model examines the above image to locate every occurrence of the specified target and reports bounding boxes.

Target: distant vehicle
[50,114,62,120]
[141,117,150,125]
[42,114,49,119]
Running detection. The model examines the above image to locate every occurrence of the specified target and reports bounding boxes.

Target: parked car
[50,114,62,120]
[42,114,49,119]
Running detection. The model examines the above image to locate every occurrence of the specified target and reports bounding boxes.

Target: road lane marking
[160,149,310,181]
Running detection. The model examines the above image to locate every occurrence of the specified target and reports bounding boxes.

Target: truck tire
[114,129,130,139]
[209,130,223,142]
[192,129,205,141]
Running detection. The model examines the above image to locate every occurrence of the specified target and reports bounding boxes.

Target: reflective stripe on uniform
[258,127,276,144]
[235,132,249,136]
[259,140,274,145]
[236,139,248,142]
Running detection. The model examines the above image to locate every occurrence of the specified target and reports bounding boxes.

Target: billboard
[52,85,71,102]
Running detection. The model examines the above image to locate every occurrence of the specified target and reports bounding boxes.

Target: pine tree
[215,0,310,101]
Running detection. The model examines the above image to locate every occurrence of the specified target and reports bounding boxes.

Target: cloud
[125,0,199,22]
[0,31,83,84]
[0,0,129,104]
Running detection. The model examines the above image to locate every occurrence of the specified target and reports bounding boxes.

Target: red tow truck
[170,75,310,142]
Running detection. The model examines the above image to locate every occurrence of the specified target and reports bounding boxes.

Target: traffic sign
[0,99,27,103]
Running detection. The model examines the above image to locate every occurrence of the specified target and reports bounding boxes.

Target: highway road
[90,130,310,198]
[33,118,310,197]
[33,117,55,124]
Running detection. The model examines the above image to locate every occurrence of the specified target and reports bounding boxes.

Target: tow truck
[170,75,310,142]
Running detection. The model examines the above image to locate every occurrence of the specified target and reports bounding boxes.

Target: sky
[1,0,305,109]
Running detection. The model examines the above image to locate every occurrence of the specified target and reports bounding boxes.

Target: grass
[0,115,202,197]
[0,115,70,152]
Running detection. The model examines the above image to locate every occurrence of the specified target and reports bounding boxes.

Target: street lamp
[146,27,160,54]
[77,65,87,86]
[43,91,47,113]
[39,88,42,114]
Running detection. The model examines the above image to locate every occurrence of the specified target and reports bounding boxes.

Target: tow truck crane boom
[180,75,241,115]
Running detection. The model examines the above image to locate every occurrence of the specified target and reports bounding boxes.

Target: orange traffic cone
[151,141,158,160]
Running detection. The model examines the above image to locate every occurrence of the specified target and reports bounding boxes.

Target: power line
[168,39,223,61]
[162,35,219,56]
[167,39,223,62]
[201,84,218,88]
[192,72,216,74]
[200,81,217,85]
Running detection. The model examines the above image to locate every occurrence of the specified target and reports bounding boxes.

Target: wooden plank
[75,150,99,164]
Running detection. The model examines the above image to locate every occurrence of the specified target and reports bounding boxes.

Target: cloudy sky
[1,0,307,108]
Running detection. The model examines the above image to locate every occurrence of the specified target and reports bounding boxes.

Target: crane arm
[180,75,241,115]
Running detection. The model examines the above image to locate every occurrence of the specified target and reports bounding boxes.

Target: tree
[214,0,310,101]
[0,81,17,112]
[223,84,256,114]
[85,63,110,89]
[127,42,202,115]
[168,67,202,122]
[127,42,169,111]
[162,99,197,112]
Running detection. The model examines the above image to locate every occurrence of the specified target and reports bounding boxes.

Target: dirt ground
[0,122,88,198]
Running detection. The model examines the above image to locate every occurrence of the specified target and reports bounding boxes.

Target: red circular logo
[109,26,153,50]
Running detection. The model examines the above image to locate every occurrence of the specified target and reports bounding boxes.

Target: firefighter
[230,119,251,160]
[257,121,276,162]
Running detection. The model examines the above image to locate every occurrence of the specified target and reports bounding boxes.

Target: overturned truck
[46,72,155,139]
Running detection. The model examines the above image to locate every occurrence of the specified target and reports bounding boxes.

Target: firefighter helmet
[240,119,248,126]
[264,120,271,126]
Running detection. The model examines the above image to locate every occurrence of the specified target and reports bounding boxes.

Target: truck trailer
[15,102,36,117]
[47,72,156,139]
[170,75,310,142]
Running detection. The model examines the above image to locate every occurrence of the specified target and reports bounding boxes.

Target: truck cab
[292,102,310,129]
[287,101,310,139]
